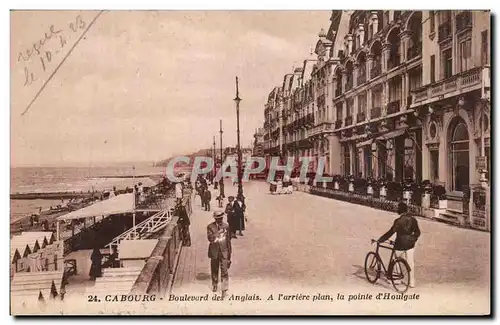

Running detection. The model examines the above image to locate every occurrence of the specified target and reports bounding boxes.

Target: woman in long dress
[89,247,103,280]
[233,195,245,236]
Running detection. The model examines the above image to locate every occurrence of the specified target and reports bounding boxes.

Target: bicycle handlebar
[371,239,395,246]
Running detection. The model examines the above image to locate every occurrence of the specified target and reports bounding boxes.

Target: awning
[356,138,374,148]
[57,193,135,222]
[376,129,407,141]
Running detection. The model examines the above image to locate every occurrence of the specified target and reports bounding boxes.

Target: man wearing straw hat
[207,210,232,298]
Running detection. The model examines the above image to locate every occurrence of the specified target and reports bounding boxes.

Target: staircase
[107,209,172,251]
[437,208,467,226]
[86,266,143,295]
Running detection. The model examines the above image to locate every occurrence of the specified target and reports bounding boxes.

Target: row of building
[253,10,490,195]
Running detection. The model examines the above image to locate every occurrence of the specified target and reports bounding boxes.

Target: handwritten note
[17,15,87,87]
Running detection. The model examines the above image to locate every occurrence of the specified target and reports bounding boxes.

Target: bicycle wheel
[389,258,410,293]
[364,252,381,283]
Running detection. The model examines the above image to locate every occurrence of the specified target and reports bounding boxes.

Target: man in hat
[207,210,232,298]
[225,196,237,239]
[377,201,421,288]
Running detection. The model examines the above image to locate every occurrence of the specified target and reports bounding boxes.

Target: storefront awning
[57,193,135,222]
[356,138,374,148]
[376,129,407,141]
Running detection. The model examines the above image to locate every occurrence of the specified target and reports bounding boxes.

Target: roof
[118,239,158,259]
[57,193,135,222]
[11,232,56,262]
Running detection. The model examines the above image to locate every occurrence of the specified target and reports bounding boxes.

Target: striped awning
[376,129,407,141]
[356,138,374,148]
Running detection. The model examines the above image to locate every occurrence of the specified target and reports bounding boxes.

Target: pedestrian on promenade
[175,200,191,247]
[203,187,212,211]
[89,246,103,280]
[233,194,245,236]
[225,196,237,239]
[377,201,420,288]
[207,210,232,298]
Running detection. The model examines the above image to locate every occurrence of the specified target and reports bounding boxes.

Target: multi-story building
[259,10,490,197]
[410,10,490,194]
[252,127,265,157]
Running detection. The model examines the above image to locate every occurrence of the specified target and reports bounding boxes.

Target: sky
[10,10,330,167]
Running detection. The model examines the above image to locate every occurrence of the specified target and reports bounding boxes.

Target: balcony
[357,70,367,86]
[387,100,401,115]
[387,54,401,70]
[344,116,353,127]
[370,63,381,79]
[407,42,422,60]
[356,111,366,123]
[411,66,487,106]
[371,107,381,119]
[438,21,452,43]
[456,11,472,34]
[335,120,343,129]
[309,123,334,137]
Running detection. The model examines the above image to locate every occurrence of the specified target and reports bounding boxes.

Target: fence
[129,191,192,296]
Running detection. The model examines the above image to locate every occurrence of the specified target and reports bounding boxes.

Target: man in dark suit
[378,202,421,288]
[207,210,232,298]
[203,187,212,211]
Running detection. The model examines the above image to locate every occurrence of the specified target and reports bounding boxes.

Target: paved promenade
[170,180,490,315]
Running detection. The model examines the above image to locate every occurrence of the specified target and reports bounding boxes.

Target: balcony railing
[407,42,422,60]
[370,63,381,79]
[309,123,334,137]
[387,54,401,70]
[357,70,366,85]
[344,116,353,126]
[356,111,366,123]
[371,107,381,119]
[387,100,401,115]
[456,11,472,34]
[411,66,486,105]
[438,21,452,43]
[335,120,343,129]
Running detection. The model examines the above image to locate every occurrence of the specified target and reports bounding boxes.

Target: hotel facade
[259,10,490,198]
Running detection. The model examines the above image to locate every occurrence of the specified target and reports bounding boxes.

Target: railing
[356,111,366,123]
[387,100,401,115]
[309,123,334,137]
[438,21,452,43]
[357,70,366,85]
[407,42,422,60]
[387,54,401,70]
[344,116,353,126]
[456,11,472,34]
[371,106,381,119]
[411,66,485,104]
[371,62,381,78]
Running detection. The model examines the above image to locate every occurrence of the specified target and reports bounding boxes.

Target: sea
[10,164,166,223]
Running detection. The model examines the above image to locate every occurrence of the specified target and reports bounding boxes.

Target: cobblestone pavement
[171,180,490,315]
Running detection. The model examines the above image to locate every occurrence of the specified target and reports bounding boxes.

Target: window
[482,30,489,65]
[378,143,387,178]
[369,24,373,39]
[364,147,372,177]
[358,93,367,113]
[442,48,453,78]
[459,38,472,72]
[430,150,439,182]
[449,118,469,191]
[343,144,351,176]
[336,104,343,120]
[430,11,435,33]
[430,55,435,83]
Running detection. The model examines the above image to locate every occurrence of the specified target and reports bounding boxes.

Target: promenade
[170,180,490,315]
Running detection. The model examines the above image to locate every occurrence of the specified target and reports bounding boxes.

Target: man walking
[378,202,421,288]
[203,187,212,211]
[207,210,232,298]
[174,201,191,247]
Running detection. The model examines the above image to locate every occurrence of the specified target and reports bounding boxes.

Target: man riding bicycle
[377,202,421,288]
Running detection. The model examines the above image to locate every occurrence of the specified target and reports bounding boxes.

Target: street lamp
[219,119,225,197]
[234,76,244,197]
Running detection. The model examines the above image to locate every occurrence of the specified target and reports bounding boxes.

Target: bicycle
[364,239,411,293]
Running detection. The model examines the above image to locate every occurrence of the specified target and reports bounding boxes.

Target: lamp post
[234,76,244,197]
[213,135,217,188]
[219,119,225,197]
